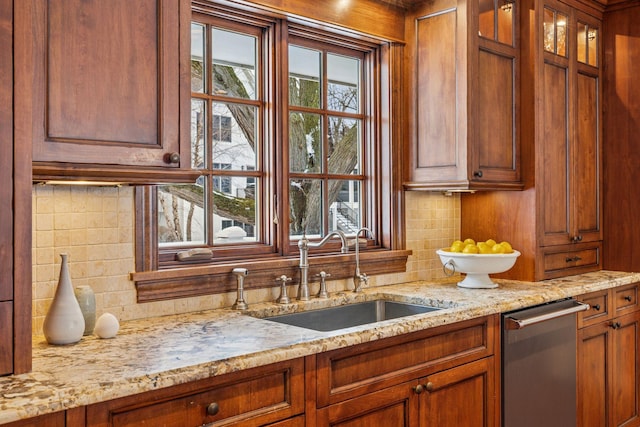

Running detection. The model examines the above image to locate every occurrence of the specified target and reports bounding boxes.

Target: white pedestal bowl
[436,249,521,289]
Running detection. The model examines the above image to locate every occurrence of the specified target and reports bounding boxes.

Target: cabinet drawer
[543,247,600,274]
[315,315,498,407]
[614,283,639,315]
[577,290,610,328]
[87,358,304,427]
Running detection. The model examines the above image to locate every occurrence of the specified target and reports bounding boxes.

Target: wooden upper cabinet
[404,0,522,191]
[461,0,603,282]
[16,0,198,184]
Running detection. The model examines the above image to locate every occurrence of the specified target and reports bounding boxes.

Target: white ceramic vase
[43,253,85,345]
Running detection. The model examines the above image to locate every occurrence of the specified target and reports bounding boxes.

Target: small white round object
[94,313,120,339]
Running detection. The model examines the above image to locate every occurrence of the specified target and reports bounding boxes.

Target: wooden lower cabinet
[316,357,496,427]
[316,381,418,426]
[577,285,640,427]
[3,412,65,427]
[310,315,499,427]
[86,358,304,427]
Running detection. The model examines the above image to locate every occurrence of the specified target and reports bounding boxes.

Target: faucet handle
[276,275,292,304]
[354,273,369,293]
[315,271,331,299]
[231,268,249,310]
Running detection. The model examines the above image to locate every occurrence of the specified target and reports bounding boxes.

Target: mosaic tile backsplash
[31,186,460,335]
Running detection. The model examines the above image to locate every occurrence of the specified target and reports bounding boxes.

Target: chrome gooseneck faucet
[353,227,373,292]
[297,231,348,300]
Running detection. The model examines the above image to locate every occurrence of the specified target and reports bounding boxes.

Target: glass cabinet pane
[588,28,598,66]
[478,0,494,39]
[543,8,555,53]
[578,23,598,66]
[478,0,514,46]
[497,1,513,45]
[556,13,568,57]
[543,8,568,57]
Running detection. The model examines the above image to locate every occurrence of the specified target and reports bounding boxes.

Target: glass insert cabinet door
[543,7,568,57]
[478,0,515,46]
[577,22,598,66]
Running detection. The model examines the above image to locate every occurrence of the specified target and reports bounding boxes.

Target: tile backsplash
[32,186,459,335]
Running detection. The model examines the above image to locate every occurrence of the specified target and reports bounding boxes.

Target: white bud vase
[43,253,85,345]
[74,285,96,335]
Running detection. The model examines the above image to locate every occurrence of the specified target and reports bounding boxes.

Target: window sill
[131,249,412,302]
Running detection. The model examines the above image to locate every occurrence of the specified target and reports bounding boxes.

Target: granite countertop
[1,270,639,424]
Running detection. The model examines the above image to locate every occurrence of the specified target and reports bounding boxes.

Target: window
[133,3,407,300]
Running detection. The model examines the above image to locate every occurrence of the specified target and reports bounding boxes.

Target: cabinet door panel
[612,312,640,427]
[19,0,185,169]
[542,61,570,245]
[574,72,600,241]
[415,10,458,174]
[316,382,418,427]
[0,0,12,302]
[476,49,517,181]
[0,302,12,375]
[421,357,496,427]
[578,321,609,427]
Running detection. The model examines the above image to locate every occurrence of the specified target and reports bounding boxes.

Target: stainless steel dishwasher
[502,298,589,427]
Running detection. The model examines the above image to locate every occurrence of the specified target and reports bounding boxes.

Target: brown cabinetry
[577,283,640,427]
[311,316,499,426]
[462,0,603,281]
[14,0,197,184]
[86,358,304,426]
[602,3,640,272]
[3,412,66,427]
[404,0,522,191]
[1,0,31,376]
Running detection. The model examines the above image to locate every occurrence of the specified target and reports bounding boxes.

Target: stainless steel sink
[262,300,441,332]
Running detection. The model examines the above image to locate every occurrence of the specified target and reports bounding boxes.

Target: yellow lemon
[449,240,465,252]
[462,244,479,254]
[477,242,492,254]
[463,238,476,246]
[485,239,497,247]
[500,241,514,253]
[491,243,506,254]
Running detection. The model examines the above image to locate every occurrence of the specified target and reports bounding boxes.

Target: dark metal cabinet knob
[473,170,483,178]
[425,382,434,392]
[164,152,180,164]
[593,304,601,311]
[206,402,219,416]
[413,384,424,394]
[624,295,633,302]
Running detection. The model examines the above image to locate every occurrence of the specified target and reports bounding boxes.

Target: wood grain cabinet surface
[404,0,522,191]
[462,0,603,281]
[577,283,640,427]
[14,0,198,184]
[310,315,499,426]
[1,0,31,376]
[85,358,304,427]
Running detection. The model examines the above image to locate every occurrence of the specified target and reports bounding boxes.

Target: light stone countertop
[1,270,640,424]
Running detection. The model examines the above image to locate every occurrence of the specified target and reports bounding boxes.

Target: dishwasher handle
[505,301,590,330]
